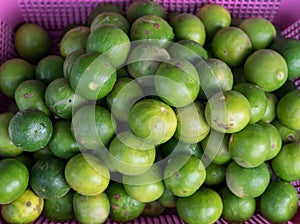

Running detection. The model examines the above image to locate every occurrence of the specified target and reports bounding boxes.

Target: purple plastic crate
[0,1,300,224]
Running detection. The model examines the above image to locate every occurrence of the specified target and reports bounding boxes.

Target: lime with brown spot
[0,58,34,98]
[1,189,44,223]
[272,119,300,143]
[244,49,288,92]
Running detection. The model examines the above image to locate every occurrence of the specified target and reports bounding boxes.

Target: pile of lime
[1,1,300,223]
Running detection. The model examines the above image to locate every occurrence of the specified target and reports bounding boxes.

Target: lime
[63,49,85,79]
[1,189,43,223]
[261,92,278,123]
[272,119,300,143]
[239,17,276,49]
[73,192,110,224]
[0,112,22,157]
[86,25,130,67]
[277,90,300,130]
[109,131,156,176]
[244,49,288,92]
[177,188,223,224]
[35,55,64,84]
[205,90,251,133]
[196,4,231,41]
[157,189,177,208]
[107,182,145,222]
[142,201,165,217]
[14,23,50,63]
[30,157,70,199]
[260,181,298,223]
[90,12,130,33]
[164,154,206,197]
[233,83,267,123]
[204,163,226,186]
[171,13,206,46]
[59,26,90,58]
[229,123,270,168]
[64,153,110,196]
[211,27,252,67]
[129,99,177,145]
[154,58,200,107]
[8,109,53,152]
[125,0,166,23]
[0,158,29,204]
[88,4,125,26]
[272,142,300,181]
[0,58,34,98]
[220,186,256,223]
[174,101,210,144]
[225,161,270,198]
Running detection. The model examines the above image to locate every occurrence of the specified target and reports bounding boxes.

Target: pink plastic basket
[0,0,300,223]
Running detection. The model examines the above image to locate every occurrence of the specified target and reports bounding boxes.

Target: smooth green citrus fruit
[171,13,206,46]
[59,26,90,58]
[88,4,125,26]
[272,142,300,181]
[177,188,223,224]
[1,189,44,223]
[261,92,278,123]
[0,112,22,157]
[63,49,85,79]
[211,27,252,67]
[65,153,110,196]
[157,189,177,208]
[239,17,276,49]
[164,154,206,197]
[35,55,64,84]
[86,25,130,67]
[30,157,70,199]
[196,4,231,41]
[244,49,288,92]
[142,201,165,217]
[129,99,177,145]
[73,192,110,223]
[106,182,145,222]
[229,123,270,168]
[14,23,50,63]
[277,90,300,130]
[8,109,53,152]
[0,58,34,98]
[225,161,270,198]
[0,158,29,204]
[260,181,298,223]
[205,90,251,133]
[220,186,256,223]
[205,163,226,186]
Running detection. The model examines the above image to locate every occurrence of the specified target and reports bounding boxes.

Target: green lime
[272,119,300,143]
[86,25,130,67]
[220,186,256,223]
[260,181,298,223]
[204,163,226,186]
[157,189,177,208]
[0,158,29,204]
[1,189,43,223]
[14,23,50,63]
[142,201,165,217]
[63,49,85,79]
[129,99,177,145]
[154,58,200,107]
[211,27,252,67]
[35,55,64,84]
[174,101,210,143]
[233,83,267,123]
[244,49,288,92]
[164,154,206,197]
[171,13,206,46]
[0,112,22,157]
[261,92,278,123]
[225,161,270,198]
[272,142,300,181]
[239,17,276,49]
[73,192,110,223]
[0,58,34,98]
[65,153,110,196]
[229,123,270,168]
[125,0,166,23]
[90,12,130,33]
[277,90,300,130]
[177,188,223,224]
[88,4,125,26]
[59,26,90,58]
[109,131,156,176]
[205,90,251,133]
[196,4,231,41]
[8,109,53,152]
